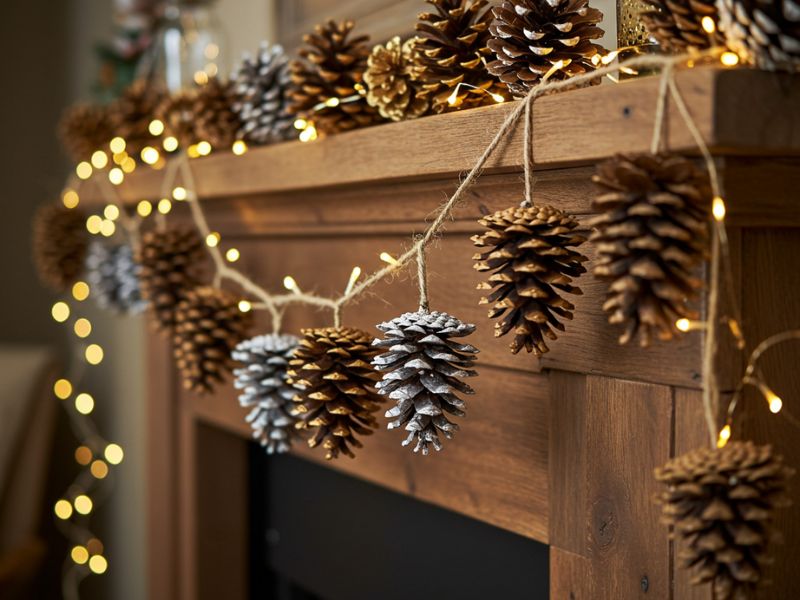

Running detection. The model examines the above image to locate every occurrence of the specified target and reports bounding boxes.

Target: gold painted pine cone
[32,203,89,291]
[287,327,383,460]
[641,0,726,52]
[363,36,429,121]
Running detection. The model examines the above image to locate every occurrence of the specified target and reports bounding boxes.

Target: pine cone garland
[414,0,508,112]
[85,241,147,314]
[286,19,383,135]
[233,333,301,454]
[655,441,793,599]
[194,77,243,149]
[472,204,587,355]
[287,327,382,459]
[32,204,88,291]
[138,226,205,332]
[589,153,710,346]
[156,90,199,148]
[58,103,114,163]
[717,0,800,71]
[173,286,252,393]
[487,0,605,98]
[232,43,295,144]
[109,79,165,159]
[372,310,479,455]
[641,0,726,51]
[363,37,429,121]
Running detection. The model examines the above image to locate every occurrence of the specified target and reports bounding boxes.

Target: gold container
[616,0,654,49]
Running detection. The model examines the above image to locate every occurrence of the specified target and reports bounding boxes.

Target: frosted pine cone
[85,241,147,314]
[232,333,300,454]
[372,310,479,455]
[717,0,800,71]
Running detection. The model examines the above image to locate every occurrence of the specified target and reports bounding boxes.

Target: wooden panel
[549,373,672,599]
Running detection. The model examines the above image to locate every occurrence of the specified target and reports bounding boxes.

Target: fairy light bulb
[89,555,108,575]
[75,446,92,465]
[196,141,212,156]
[238,300,252,313]
[717,424,731,448]
[85,344,104,365]
[54,378,72,399]
[72,281,90,301]
[137,200,153,217]
[74,318,92,338]
[232,140,248,155]
[157,199,172,214]
[380,252,399,266]
[109,137,126,153]
[100,219,116,237]
[172,186,188,201]
[148,119,165,136]
[75,392,95,414]
[712,196,726,221]
[225,248,240,262]
[345,266,361,295]
[325,97,340,107]
[91,150,109,169]
[283,276,300,293]
[675,318,691,332]
[121,156,137,173]
[76,162,93,180]
[299,124,317,142]
[163,136,179,152]
[104,443,124,465]
[187,144,201,158]
[206,232,220,247]
[701,16,716,34]
[446,89,459,106]
[52,301,70,322]
[108,167,124,185]
[86,215,103,234]
[74,494,93,515]
[103,205,120,221]
[721,52,740,66]
[54,499,73,520]
[294,118,308,130]
[91,460,109,479]
[63,189,80,209]
[491,93,505,103]
[72,546,89,565]
[141,146,160,165]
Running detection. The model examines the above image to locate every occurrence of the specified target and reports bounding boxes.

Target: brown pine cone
[642,0,726,52]
[137,226,206,333]
[414,0,508,112]
[193,77,243,150]
[472,204,587,355]
[287,327,383,460]
[589,153,710,347]
[717,0,800,71]
[58,103,114,163]
[173,286,253,394]
[363,37,429,122]
[286,19,383,135]
[32,204,88,291]
[487,0,605,98]
[156,90,199,148]
[108,79,165,159]
[655,441,793,600]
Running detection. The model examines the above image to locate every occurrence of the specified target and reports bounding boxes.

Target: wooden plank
[721,158,800,228]
[549,373,672,598]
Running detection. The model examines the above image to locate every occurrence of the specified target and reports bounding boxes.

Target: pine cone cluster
[232,333,300,454]
[156,91,199,148]
[193,77,243,150]
[414,0,507,112]
[287,19,382,135]
[32,204,88,291]
[287,327,382,459]
[372,310,478,455]
[363,37,429,122]
[655,441,793,599]
[472,204,587,355]
[58,103,114,163]
[137,226,205,332]
[641,0,726,51]
[590,153,710,346]
[487,0,604,99]
[85,241,147,314]
[109,79,165,158]
[173,286,252,393]
[717,0,800,71]
[232,43,295,144]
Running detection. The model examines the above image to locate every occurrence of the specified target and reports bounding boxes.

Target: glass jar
[616,0,653,49]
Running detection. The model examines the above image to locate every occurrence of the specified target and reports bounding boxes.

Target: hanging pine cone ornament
[286,19,383,135]
[655,441,793,599]
[109,79,165,159]
[85,241,147,314]
[641,0,726,51]
[414,0,508,112]
[32,204,88,291]
[486,0,605,98]
[232,333,301,454]
[232,43,295,144]
[287,327,383,460]
[193,77,243,150]
[472,204,587,355]
[156,91,199,148]
[173,286,253,394]
[58,103,114,163]
[372,310,479,455]
[363,36,429,122]
[589,153,710,346]
[138,226,205,332]
[717,0,800,71]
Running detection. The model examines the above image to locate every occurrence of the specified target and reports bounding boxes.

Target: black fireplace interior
[249,447,549,599]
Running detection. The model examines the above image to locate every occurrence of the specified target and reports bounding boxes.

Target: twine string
[417,241,429,312]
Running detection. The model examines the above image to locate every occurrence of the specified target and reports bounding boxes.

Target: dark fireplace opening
[248,446,549,600]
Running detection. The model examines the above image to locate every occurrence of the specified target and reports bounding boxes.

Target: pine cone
[363,37,429,122]
[32,204,88,291]
[589,153,710,346]
[58,103,114,163]
[487,0,605,98]
[109,79,165,159]
[717,0,800,71]
[372,310,479,455]
[655,441,793,600]
[85,241,147,314]
[193,77,243,150]
[287,327,382,459]
[232,43,295,144]
[156,90,199,148]
[138,226,205,332]
[232,333,301,454]
[641,0,726,51]
[414,0,508,112]
[286,19,383,135]
[173,287,252,394]
[472,204,588,355]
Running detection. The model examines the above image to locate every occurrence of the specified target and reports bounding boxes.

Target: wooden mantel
[84,68,800,599]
